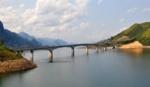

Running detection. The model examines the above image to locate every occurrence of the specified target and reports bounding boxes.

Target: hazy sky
[0,0,150,43]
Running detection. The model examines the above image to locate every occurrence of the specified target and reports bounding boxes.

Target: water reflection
[119,48,143,57]
[1,49,150,87]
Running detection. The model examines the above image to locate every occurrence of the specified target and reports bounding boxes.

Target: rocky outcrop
[120,41,143,49]
[0,59,36,74]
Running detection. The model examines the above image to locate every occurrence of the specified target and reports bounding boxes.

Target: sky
[0,0,150,43]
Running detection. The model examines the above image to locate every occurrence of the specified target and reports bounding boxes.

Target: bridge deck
[15,43,98,51]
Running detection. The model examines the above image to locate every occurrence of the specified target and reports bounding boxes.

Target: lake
[0,48,150,87]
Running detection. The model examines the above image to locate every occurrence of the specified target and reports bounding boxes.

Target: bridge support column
[102,47,107,51]
[112,45,116,49]
[71,47,75,57]
[101,47,105,51]
[49,50,53,63]
[86,46,89,55]
[96,46,99,53]
[30,50,34,63]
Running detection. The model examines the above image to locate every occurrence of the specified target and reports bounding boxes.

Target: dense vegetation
[0,44,22,61]
[111,22,150,45]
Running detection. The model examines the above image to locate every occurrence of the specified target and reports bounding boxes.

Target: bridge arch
[51,46,75,57]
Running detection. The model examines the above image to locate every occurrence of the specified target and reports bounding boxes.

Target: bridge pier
[112,45,116,49]
[96,46,99,53]
[102,47,107,51]
[49,50,53,63]
[99,46,102,50]
[71,47,75,57]
[30,50,34,63]
[86,46,89,55]
[105,47,107,51]
[101,47,105,51]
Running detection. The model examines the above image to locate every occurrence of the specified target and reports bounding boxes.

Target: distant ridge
[0,21,68,48]
[0,21,41,48]
[19,32,68,46]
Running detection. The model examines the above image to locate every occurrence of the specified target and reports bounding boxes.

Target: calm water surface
[0,48,150,87]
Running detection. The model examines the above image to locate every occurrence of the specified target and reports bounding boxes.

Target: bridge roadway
[15,43,113,63]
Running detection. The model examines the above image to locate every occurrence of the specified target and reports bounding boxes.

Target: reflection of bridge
[15,43,115,63]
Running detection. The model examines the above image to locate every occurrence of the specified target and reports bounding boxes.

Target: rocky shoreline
[119,41,143,49]
[0,58,36,74]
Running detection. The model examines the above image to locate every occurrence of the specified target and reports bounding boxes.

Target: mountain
[19,32,68,46]
[0,21,4,43]
[0,21,41,48]
[19,32,36,41]
[111,22,150,45]
[19,32,41,46]
[0,21,68,48]
[37,38,67,46]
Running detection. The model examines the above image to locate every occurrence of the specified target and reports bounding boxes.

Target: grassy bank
[0,44,36,74]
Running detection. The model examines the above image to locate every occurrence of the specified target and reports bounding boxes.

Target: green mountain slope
[0,44,22,61]
[0,44,36,74]
[111,22,150,45]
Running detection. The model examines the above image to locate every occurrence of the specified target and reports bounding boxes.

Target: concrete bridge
[15,43,115,63]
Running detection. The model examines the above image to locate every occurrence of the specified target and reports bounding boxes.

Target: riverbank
[119,41,143,49]
[0,58,36,74]
[119,41,150,49]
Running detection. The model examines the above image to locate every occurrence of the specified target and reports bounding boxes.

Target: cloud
[119,18,125,23]
[127,8,138,13]
[97,0,103,5]
[0,0,8,7]
[0,6,24,32]
[19,4,25,8]
[0,0,90,42]
[143,8,150,12]
[127,7,150,14]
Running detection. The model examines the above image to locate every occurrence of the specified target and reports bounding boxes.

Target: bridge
[15,43,116,63]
